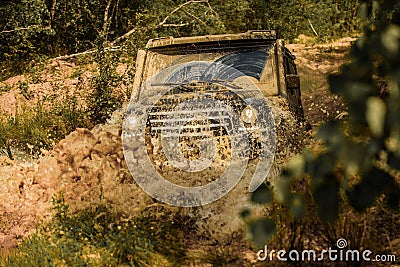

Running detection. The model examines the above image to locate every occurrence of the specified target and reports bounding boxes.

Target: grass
[18,81,34,100]
[0,45,132,159]
[200,247,241,266]
[1,196,187,267]
[1,196,255,267]
[0,84,12,95]
[0,88,88,158]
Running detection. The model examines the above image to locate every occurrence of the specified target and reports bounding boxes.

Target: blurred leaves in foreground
[247,0,400,247]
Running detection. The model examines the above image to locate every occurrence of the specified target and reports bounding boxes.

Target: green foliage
[0,134,13,160]
[49,0,104,53]
[86,37,126,125]
[0,0,52,80]
[210,0,253,33]
[0,84,12,95]
[0,89,87,157]
[250,184,273,204]
[246,218,277,248]
[247,0,400,247]
[1,0,364,81]
[18,81,34,100]
[1,196,186,266]
[248,0,362,41]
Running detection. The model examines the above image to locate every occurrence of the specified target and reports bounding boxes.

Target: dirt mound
[288,37,354,74]
[0,59,95,118]
[0,111,152,251]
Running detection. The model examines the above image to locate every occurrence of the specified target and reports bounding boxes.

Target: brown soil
[287,38,354,127]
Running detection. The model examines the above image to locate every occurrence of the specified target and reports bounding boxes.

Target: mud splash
[0,92,308,251]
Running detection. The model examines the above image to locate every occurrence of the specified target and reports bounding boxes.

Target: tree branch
[109,27,137,46]
[308,19,318,36]
[110,0,209,45]
[52,0,211,60]
[162,23,190,27]
[157,0,208,27]
[184,10,208,27]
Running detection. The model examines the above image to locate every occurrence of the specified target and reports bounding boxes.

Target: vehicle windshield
[138,43,279,98]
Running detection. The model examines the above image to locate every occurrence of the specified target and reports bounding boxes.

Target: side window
[283,55,298,75]
[289,60,297,74]
[283,47,297,75]
[283,56,290,74]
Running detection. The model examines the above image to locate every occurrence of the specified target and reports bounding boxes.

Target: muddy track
[0,39,351,253]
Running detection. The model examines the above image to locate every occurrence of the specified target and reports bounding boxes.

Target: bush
[248,0,362,41]
[86,38,126,125]
[0,0,365,81]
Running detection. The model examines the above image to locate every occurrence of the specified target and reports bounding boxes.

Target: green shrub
[0,91,87,158]
[0,0,365,81]
[1,196,186,266]
[86,38,125,125]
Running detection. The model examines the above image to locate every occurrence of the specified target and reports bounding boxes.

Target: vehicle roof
[146,30,276,49]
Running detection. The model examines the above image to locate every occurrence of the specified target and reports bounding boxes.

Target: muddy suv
[132,30,304,118]
[130,29,304,156]
[123,30,307,207]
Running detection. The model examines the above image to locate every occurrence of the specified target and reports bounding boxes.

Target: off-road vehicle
[131,30,304,156]
[124,30,307,207]
[132,30,303,114]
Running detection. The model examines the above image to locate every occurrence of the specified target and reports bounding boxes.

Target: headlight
[240,106,257,124]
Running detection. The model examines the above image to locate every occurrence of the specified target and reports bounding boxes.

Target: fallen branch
[109,27,137,46]
[0,25,50,34]
[184,10,208,27]
[108,1,206,45]
[54,46,123,60]
[162,23,190,27]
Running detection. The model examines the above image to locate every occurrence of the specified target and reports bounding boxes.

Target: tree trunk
[102,0,113,36]
[50,0,56,27]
